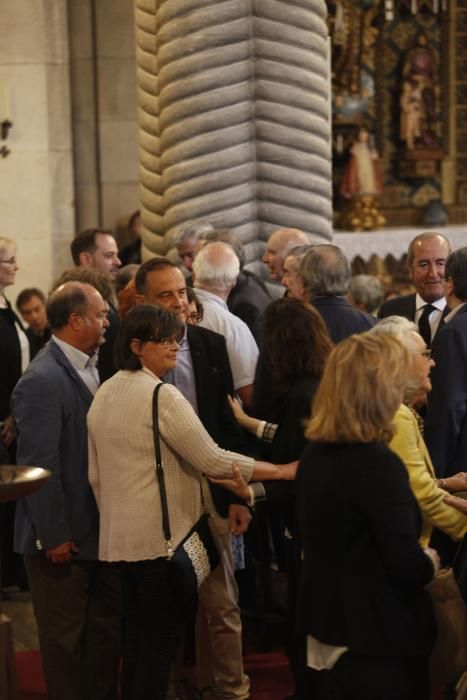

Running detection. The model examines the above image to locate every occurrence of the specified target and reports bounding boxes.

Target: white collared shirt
[194,288,259,390]
[414,293,446,341]
[52,336,100,395]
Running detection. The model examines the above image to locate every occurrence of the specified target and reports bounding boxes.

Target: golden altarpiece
[329,0,467,231]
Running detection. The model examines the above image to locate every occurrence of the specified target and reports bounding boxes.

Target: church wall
[0,0,141,305]
[0,0,74,301]
[69,0,140,248]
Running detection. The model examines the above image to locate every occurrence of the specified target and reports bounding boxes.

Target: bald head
[47,282,109,354]
[407,232,451,303]
[263,228,310,280]
[192,241,240,298]
[407,232,451,266]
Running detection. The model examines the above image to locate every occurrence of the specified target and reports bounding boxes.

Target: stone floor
[1,588,38,651]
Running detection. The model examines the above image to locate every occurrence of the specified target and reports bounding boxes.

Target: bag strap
[152,383,174,558]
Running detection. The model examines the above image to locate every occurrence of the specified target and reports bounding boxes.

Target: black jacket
[187,324,249,517]
[296,441,435,656]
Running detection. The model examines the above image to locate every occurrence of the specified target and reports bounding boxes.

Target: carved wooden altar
[328,0,467,228]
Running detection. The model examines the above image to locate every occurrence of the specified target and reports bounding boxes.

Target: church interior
[1,1,467,698]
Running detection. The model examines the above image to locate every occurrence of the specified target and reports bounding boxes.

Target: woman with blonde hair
[296,332,437,700]
[370,316,467,561]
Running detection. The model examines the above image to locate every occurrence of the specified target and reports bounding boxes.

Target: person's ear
[68,312,83,331]
[130,338,142,357]
[79,251,93,267]
[134,293,145,306]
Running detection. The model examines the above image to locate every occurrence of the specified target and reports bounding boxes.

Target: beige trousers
[195,513,250,699]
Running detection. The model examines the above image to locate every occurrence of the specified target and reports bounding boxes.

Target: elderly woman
[370,316,467,551]
[0,236,29,451]
[87,304,295,700]
[0,236,30,591]
[296,333,437,700]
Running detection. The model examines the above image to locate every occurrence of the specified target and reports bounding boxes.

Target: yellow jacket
[389,403,467,548]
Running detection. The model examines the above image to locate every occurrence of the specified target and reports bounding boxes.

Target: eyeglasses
[187,311,203,324]
[147,332,184,347]
[0,257,17,265]
[180,252,194,260]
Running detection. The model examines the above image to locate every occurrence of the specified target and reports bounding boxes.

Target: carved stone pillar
[134,0,332,261]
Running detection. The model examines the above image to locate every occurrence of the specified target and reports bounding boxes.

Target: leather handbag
[152,383,220,604]
[429,566,467,686]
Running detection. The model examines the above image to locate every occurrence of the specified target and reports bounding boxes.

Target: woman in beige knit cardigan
[87,304,296,700]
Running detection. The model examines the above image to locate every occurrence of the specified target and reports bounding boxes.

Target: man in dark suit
[16,287,51,358]
[378,232,451,346]
[71,228,122,382]
[425,247,467,478]
[299,244,376,342]
[134,259,251,700]
[12,282,121,700]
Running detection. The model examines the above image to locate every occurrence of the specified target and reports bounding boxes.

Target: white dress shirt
[414,293,446,341]
[194,288,258,390]
[52,336,100,395]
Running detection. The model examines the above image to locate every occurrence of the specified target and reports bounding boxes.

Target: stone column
[134,0,332,262]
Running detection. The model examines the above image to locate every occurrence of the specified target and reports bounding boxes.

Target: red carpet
[16,650,293,700]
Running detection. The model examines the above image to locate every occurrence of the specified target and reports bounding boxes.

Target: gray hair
[300,244,350,297]
[286,244,313,260]
[369,316,425,402]
[199,228,246,268]
[349,274,384,314]
[172,219,214,247]
[193,241,240,290]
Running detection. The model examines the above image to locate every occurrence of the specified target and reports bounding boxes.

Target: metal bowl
[0,465,51,502]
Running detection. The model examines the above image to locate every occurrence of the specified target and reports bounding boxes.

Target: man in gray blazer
[12,282,121,700]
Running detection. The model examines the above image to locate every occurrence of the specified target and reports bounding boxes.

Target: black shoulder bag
[152,383,220,604]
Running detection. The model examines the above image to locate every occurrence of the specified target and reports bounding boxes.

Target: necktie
[418,304,435,347]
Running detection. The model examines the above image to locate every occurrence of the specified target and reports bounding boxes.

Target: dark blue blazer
[425,304,467,477]
[378,293,417,321]
[311,296,375,343]
[12,341,99,558]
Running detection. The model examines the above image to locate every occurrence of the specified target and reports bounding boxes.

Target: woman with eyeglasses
[0,237,30,453]
[0,236,31,592]
[369,316,467,555]
[87,304,297,700]
[296,332,437,700]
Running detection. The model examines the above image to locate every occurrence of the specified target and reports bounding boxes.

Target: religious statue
[400,34,439,150]
[339,128,385,231]
[339,128,382,199]
[400,79,422,150]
